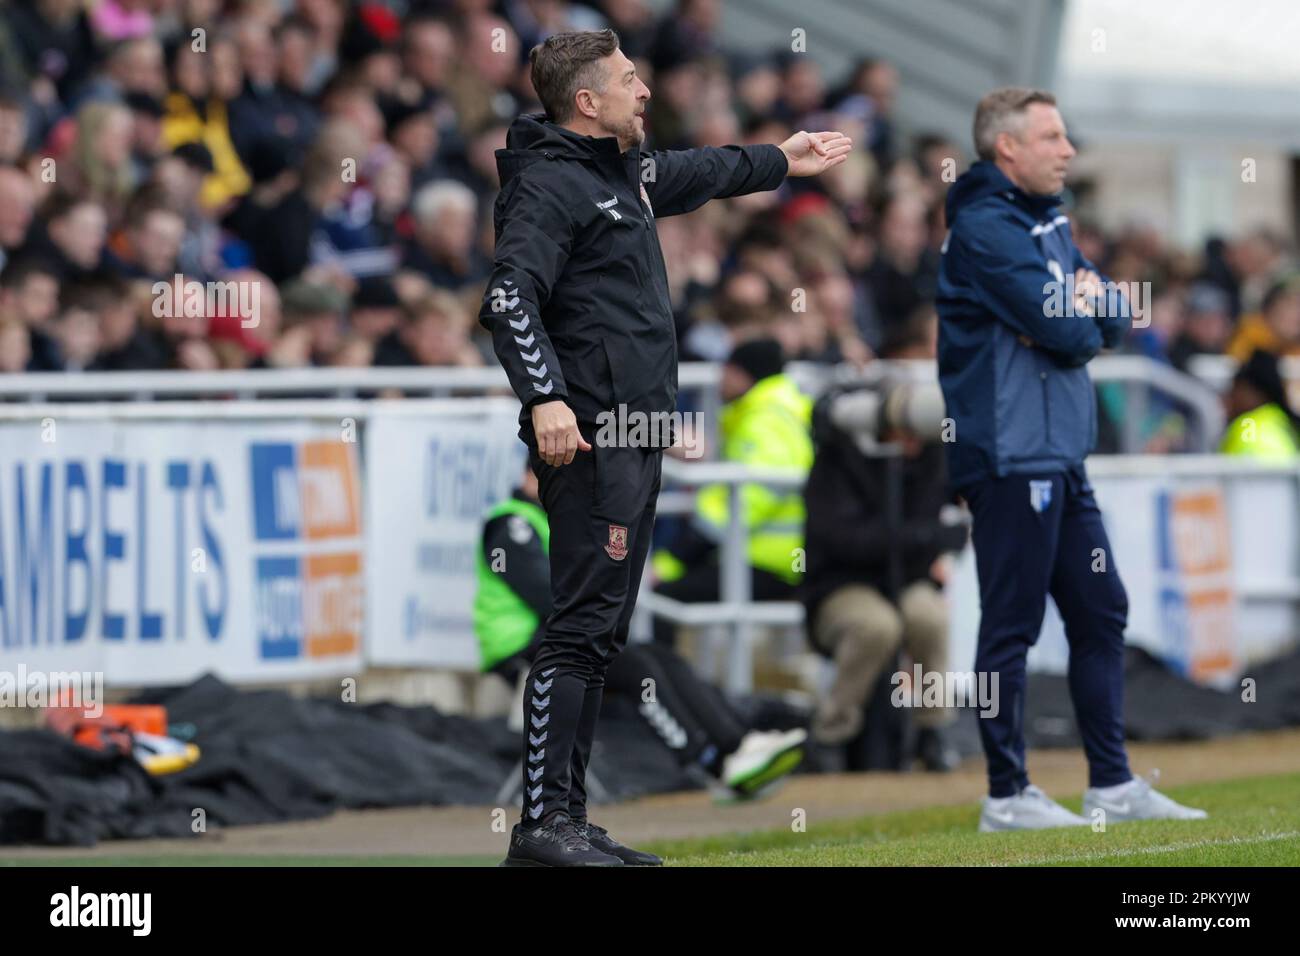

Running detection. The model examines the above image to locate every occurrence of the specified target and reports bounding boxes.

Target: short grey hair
[412,180,478,227]
[972,87,1057,161]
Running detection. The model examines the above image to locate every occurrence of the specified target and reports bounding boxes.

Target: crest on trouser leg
[1029,479,1053,513]
[605,524,628,560]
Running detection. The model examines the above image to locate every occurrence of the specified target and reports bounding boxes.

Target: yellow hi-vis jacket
[657,373,813,584]
[1220,402,1300,460]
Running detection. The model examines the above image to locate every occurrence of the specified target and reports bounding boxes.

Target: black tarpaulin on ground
[1,647,1297,846]
[0,673,693,847]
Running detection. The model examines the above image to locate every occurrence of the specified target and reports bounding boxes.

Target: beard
[600,109,644,151]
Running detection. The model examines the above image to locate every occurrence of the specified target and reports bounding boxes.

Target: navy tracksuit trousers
[964,464,1132,797]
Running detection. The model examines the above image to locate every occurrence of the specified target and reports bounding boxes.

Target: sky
[1060,0,1300,86]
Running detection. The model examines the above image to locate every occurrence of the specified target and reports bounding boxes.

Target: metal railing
[0,356,1228,453]
[634,459,811,694]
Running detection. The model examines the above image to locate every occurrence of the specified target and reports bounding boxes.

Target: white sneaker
[721,729,807,798]
[1083,774,1208,823]
[978,784,1091,832]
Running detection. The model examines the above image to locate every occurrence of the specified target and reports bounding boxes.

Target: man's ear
[994,130,1017,165]
[574,88,599,120]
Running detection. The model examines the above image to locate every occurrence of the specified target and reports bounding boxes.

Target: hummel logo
[534,678,553,693]
[596,196,622,221]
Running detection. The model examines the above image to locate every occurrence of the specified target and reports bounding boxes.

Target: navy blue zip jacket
[936,160,1131,490]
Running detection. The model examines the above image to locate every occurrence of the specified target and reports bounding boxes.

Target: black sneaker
[500,813,624,867]
[579,822,662,866]
[916,727,961,773]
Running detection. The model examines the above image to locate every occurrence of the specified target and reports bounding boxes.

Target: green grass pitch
[3,773,1296,867]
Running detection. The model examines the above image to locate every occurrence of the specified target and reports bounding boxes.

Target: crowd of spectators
[0,0,1297,443]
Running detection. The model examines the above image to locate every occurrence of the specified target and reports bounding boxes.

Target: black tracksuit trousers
[520,431,661,825]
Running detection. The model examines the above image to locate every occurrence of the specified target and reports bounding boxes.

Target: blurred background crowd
[0,0,1297,451]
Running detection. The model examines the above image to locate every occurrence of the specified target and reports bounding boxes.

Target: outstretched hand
[779,130,853,177]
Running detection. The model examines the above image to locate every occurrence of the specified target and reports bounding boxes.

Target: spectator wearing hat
[349,275,403,342]
[256,277,346,369]
[1220,350,1300,459]
[1167,281,1234,372]
[123,90,165,181]
[652,338,814,645]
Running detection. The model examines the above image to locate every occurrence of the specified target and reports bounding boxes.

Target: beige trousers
[811,581,952,744]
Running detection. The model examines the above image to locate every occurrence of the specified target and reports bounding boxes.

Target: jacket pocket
[601,338,622,406]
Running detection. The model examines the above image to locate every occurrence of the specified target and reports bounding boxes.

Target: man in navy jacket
[937,88,1206,830]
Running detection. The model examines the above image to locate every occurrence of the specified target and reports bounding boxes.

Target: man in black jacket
[803,387,968,768]
[479,29,850,866]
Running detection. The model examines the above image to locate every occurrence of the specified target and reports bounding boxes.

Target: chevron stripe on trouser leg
[519,663,589,823]
[521,438,662,827]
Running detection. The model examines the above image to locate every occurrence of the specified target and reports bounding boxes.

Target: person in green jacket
[1219,350,1300,460]
[474,465,807,805]
[651,338,813,644]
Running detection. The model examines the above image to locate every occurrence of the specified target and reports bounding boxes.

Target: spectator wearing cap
[1167,281,1233,372]
[385,99,442,190]
[1227,274,1300,363]
[349,275,403,341]
[123,90,165,181]
[1221,350,1300,459]
[652,338,814,645]
[256,277,346,369]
